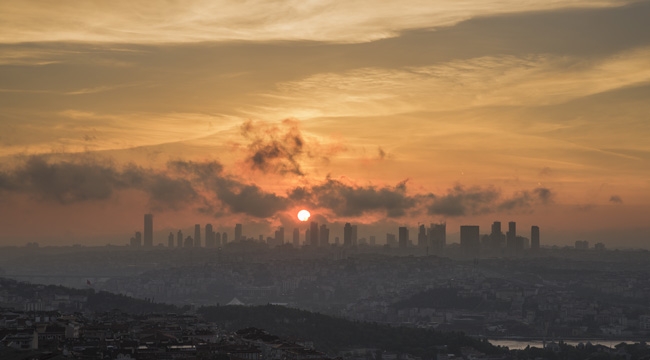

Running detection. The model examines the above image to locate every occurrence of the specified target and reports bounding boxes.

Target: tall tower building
[309,222,319,246]
[460,225,480,256]
[176,230,183,248]
[417,224,427,248]
[215,232,222,247]
[506,221,517,249]
[293,228,300,247]
[490,221,504,249]
[351,225,358,246]
[319,224,329,246]
[205,224,214,248]
[305,228,310,245]
[398,226,409,248]
[428,223,446,254]
[531,226,540,250]
[369,235,376,246]
[235,224,242,242]
[168,232,174,248]
[144,214,153,247]
[222,232,228,244]
[275,227,285,246]
[194,224,201,247]
[343,223,352,246]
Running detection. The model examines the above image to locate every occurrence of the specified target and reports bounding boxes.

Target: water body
[489,339,640,350]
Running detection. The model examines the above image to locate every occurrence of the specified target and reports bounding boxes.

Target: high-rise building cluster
[129,214,538,256]
[459,220,541,255]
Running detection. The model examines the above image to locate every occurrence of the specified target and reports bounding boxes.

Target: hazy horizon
[1,1,649,248]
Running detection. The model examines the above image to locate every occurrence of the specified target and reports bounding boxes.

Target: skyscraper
[428,223,446,254]
[343,223,352,246]
[460,225,480,256]
[369,235,376,246]
[506,221,517,249]
[222,232,228,244]
[417,224,427,248]
[176,230,183,248]
[144,214,153,247]
[235,224,242,242]
[168,232,174,248]
[293,228,300,247]
[398,226,409,248]
[490,221,504,249]
[194,224,201,247]
[215,232,222,247]
[319,224,329,246]
[351,225,358,246]
[531,226,540,250]
[275,227,285,246]
[309,221,319,246]
[205,224,214,248]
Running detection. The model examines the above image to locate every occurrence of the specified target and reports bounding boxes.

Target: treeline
[199,304,503,357]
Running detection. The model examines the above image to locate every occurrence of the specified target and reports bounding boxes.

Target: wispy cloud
[252,48,650,119]
[0,0,629,44]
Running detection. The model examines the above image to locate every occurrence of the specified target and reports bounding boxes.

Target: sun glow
[297,209,311,222]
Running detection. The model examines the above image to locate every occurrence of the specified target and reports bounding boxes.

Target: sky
[1,0,649,247]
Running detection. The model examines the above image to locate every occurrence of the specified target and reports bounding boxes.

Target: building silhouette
[351,225,358,246]
[398,227,409,249]
[428,223,446,254]
[215,232,222,247]
[319,224,329,246]
[222,232,228,244]
[490,221,504,249]
[274,227,285,246]
[506,221,517,249]
[194,224,201,247]
[184,236,193,248]
[343,223,352,246]
[309,222,319,246]
[386,233,397,247]
[176,230,183,248]
[369,235,376,246]
[417,224,427,249]
[205,224,214,248]
[130,231,142,247]
[531,226,540,250]
[167,232,174,248]
[460,225,480,256]
[144,214,153,247]
[293,228,300,247]
[235,224,242,242]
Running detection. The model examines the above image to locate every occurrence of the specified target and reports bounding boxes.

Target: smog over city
[1,1,650,359]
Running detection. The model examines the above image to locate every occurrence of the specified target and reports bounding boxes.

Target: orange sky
[0,1,649,247]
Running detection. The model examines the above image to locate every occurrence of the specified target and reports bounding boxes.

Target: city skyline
[1,1,649,248]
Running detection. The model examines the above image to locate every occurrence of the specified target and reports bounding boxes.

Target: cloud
[291,178,418,218]
[240,119,306,176]
[428,185,554,216]
[0,1,627,44]
[258,48,650,120]
[428,185,500,216]
[609,195,623,203]
[0,155,557,221]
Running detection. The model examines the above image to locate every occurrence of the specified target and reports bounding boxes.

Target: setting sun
[297,209,311,222]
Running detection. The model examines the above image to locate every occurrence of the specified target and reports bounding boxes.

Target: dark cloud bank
[0,155,554,220]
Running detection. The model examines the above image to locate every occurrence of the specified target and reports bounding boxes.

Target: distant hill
[199,304,502,357]
[0,277,178,314]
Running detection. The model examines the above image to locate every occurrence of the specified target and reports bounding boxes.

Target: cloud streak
[0,1,628,44]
